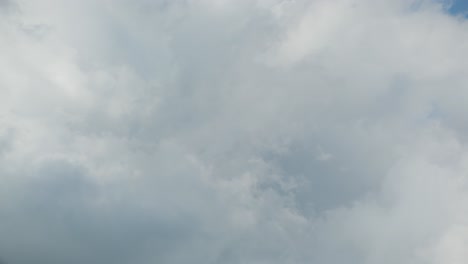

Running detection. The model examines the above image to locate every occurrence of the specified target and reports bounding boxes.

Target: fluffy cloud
[1,0,468,263]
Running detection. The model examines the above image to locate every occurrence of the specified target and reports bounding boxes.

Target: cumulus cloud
[1,0,468,263]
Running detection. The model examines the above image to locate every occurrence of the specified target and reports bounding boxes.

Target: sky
[449,0,468,16]
[1,0,468,263]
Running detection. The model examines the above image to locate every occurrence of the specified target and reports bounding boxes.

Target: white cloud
[1,0,468,263]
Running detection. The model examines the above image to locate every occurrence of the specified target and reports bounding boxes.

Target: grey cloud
[0,0,13,9]
[1,0,468,263]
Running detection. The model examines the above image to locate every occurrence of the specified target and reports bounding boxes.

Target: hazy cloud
[1,0,468,263]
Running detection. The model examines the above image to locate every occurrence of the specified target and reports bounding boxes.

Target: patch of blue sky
[447,0,468,17]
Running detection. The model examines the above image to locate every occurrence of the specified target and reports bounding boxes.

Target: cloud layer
[1,0,468,263]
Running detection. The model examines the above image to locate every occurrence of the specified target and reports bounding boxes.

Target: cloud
[1,0,468,263]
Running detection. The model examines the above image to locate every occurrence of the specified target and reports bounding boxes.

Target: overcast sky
[1,0,468,263]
